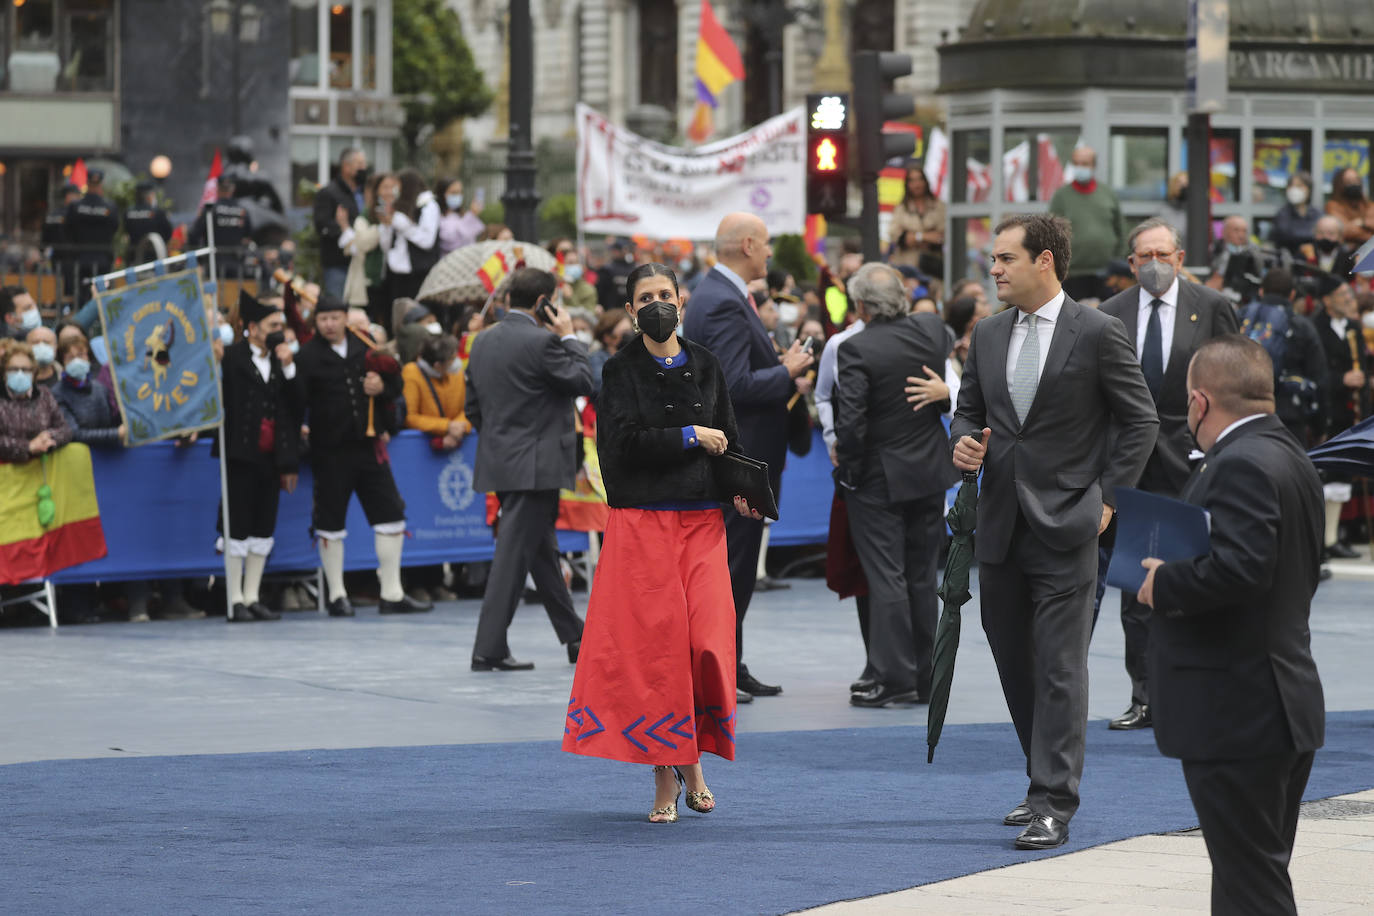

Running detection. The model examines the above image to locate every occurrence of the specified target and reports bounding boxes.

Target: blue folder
[1106,486,1212,594]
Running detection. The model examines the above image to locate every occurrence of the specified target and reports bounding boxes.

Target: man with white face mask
[1049,146,1126,303]
[2,286,41,341]
[1097,217,1238,731]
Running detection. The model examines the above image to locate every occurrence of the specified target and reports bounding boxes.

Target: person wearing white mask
[1272,171,1321,258]
[391,299,440,365]
[53,338,124,447]
[436,178,485,254]
[1049,145,1126,303]
[558,248,599,313]
[0,342,71,465]
[25,325,60,391]
[2,286,42,341]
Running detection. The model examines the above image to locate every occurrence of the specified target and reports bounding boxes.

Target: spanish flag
[0,445,107,585]
[804,214,828,263]
[477,250,510,293]
[687,0,745,144]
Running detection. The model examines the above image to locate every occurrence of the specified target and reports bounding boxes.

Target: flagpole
[205,209,236,623]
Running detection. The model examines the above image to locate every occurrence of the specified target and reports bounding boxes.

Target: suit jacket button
[683,370,693,380]
[1016,434,1024,442]
[665,404,675,414]
[655,371,666,381]
[693,403,703,412]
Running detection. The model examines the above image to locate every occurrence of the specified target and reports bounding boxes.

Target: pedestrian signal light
[814,138,840,173]
[806,91,850,218]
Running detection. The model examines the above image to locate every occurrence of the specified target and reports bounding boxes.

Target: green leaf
[394,0,493,152]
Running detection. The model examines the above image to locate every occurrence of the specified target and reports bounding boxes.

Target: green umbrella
[928,469,980,763]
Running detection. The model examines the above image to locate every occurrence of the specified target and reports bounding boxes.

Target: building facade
[937,0,1374,286]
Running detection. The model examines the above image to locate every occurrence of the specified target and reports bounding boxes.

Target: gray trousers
[845,482,943,695]
[978,514,1097,823]
[471,489,583,660]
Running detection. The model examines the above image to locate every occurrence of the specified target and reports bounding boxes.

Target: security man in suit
[42,182,82,285]
[295,294,430,618]
[951,213,1158,850]
[216,291,303,622]
[189,175,252,276]
[465,267,592,670]
[1098,217,1239,730]
[64,169,118,295]
[681,212,814,700]
[834,263,958,707]
[123,180,174,259]
[1138,335,1324,916]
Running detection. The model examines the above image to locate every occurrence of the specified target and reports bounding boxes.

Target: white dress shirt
[1136,277,1179,370]
[250,343,295,382]
[1216,413,1266,444]
[1330,315,1349,341]
[815,319,865,450]
[711,262,750,300]
[1005,289,1065,389]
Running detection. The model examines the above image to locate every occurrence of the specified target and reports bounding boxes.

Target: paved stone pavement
[2,571,1371,912]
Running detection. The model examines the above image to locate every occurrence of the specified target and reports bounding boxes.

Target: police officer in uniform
[42,182,82,283]
[217,291,303,622]
[190,174,252,277]
[294,294,431,617]
[124,180,174,260]
[64,169,118,300]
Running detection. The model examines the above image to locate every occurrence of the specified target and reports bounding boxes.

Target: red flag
[70,158,88,193]
[199,150,223,209]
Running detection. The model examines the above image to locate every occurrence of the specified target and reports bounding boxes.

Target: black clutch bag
[714,450,779,520]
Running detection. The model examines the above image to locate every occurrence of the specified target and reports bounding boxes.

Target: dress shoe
[566,640,581,664]
[327,597,355,617]
[1327,540,1360,560]
[248,602,281,621]
[753,576,791,592]
[735,689,754,704]
[850,677,877,694]
[1014,815,1069,850]
[850,684,924,708]
[154,597,206,621]
[228,602,253,623]
[1108,703,1152,730]
[737,666,782,696]
[471,655,535,671]
[379,593,433,614]
[1003,800,1034,826]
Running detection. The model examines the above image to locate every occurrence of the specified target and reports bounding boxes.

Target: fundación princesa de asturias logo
[438,452,477,512]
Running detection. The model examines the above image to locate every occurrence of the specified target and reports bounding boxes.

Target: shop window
[1323,133,1372,195]
[360,0,378,91]
[952,129,991,205]
[1109,128,1168,202]
[1252,130,1311,209]
[291,135,323,207]
[64,0,114,92]
[1003,130,1078,203]
[329,1,354,89]
[15,0,56,51]
[636,0,676,113]
[290,0,320,88]
[1208,128,1239,204]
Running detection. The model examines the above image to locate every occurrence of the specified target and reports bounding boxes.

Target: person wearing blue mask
[53,338,123,447]
[25,325,60,391]
[0,342,72,466]
[556,247,598,313]
[2,286,41,341]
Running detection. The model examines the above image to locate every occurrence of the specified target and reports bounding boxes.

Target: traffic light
[806,92,849,218]
[852,51,916,176]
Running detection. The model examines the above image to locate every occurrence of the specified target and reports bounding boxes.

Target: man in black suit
[950,213,1158,849]
[1098,217,1238,730]
[1138,335,1325,916]
[1311,276,1372,561]
[681,212,814,699]
[466,268,592,670]
[834,263,958,707]
[217,292,303,622]
[313,148,367,300]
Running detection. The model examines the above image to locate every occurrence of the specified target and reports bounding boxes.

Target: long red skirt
[562,507,737,764]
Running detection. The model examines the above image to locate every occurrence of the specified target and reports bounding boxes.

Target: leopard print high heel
[649,766,681,823]
[674,766,716,813]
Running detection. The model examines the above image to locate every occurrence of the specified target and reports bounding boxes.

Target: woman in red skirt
[563,263,762,823]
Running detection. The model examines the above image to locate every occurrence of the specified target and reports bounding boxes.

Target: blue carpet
[3,712,1372,915]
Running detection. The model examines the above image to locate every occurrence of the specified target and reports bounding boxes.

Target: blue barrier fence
[48,430,837,584]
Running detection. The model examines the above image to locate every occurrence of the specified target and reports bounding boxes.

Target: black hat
[61,182,81,196]
[135,179,156,195]
[217,173,237,189]
[238,289,280,325]
[314,292,347,314]
[402,303,431,325]
[1313,269,1347,299]
[87,168,105,183]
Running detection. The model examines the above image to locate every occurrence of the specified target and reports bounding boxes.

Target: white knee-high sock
[243,553,268,605]
[319,538,347,600]
[1324,501,1344,548]
[226,554,245,606]
[375,532,405,602]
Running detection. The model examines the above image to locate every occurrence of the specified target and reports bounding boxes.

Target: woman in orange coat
[402,334,470,448]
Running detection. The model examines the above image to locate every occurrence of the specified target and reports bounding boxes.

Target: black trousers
[471,489,584,659]
[221,459,281,541]
[1183,750,1314,916]
[978,513,1097,823]
[844,483,943,694]
[311,441,405,533]
[721,467,782,667]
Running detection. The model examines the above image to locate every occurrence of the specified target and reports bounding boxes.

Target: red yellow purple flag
[804,214,828,263]
[687,0,745,144]
[477,251,510,293]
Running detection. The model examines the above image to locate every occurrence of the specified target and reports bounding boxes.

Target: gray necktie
[1011,313,1040,423]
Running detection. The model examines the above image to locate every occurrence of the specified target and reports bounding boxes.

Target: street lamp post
[502,0,540,242]
[207,0,262,137]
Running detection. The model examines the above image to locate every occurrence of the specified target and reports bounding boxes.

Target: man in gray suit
[1098,217,1239,731]
[466,268,594,670]
[950,214,1158,849]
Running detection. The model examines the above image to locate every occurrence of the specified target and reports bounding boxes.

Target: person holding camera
[465,268,593,670]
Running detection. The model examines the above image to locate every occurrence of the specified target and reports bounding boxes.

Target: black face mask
[636,301,679,343]
[264,330,286,351]
[1344,184,1364,200]
[1316,237,1340,253]
[1187,392,1209,455]
[352,168,369,189]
